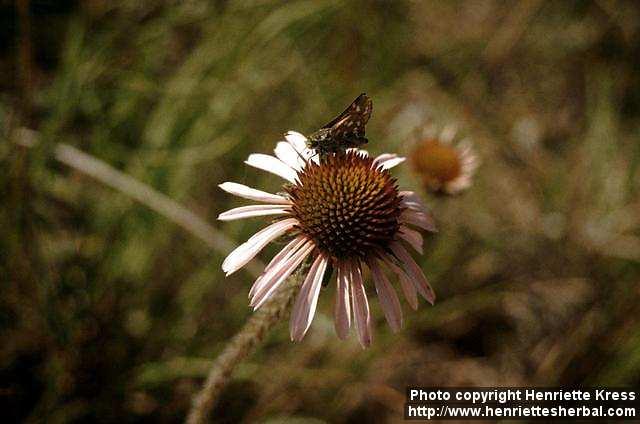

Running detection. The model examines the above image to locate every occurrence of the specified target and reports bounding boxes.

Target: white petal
[275,142,304,171]
[245,154,298,183]
[347,148,369,157]
[440,125,457,143]
[250,241,314,310]
[390,242,436,305]
[350,262,372,348]
[285,131,308,152]
[221,218,297,276]
[249,236,306,298]
[290,254,328,341]
[217,204,291,221]
[286,132,317,163]
[399,225,424,254]
[463,159,479,173]
[368,258,402,332]
[334,262,351,339]
[218,182,290,204]
[374,153,405,170]
[374,153,396,163]
[445,178,471,194]
[380,157,405,170]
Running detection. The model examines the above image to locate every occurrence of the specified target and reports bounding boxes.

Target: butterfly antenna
[295,145,311,166]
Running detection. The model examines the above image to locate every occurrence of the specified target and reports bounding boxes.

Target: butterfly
[306,93,373,158]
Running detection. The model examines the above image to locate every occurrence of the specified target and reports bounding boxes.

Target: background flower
[409,125,479,195]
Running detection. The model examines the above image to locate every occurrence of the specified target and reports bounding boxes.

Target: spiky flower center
[286,152,403,259]
[411,138,462,184]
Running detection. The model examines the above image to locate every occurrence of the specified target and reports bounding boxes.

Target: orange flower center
[411,139,462,186]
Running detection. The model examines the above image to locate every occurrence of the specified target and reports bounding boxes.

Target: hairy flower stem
[185,272,303,424]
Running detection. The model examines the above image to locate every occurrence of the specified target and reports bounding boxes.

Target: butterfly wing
[321,93,372,138]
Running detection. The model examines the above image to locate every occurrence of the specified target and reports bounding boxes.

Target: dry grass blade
[13,128,263,277]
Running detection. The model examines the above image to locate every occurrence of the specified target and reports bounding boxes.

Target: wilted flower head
[410,125,478,195]
[218,132,436,347]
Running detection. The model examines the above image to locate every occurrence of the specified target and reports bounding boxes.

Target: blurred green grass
[2,0,640,422]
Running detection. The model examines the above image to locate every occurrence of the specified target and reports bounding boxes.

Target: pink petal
[217,204,291,221]
[397,271,419,310]
[390,242,436,305]
[222,218,297,276]
[245,153,298,183]
[334,262,351,339]
[368,258,403,332]
[399,191,428,213]
[218,182,290,204]
[290,254,328,341]
[378,254,418,310]
[399,225,423,254]
[400,209,436,232]
[250,241,314,310]
[249,236,306,298]
[350,262,372,348]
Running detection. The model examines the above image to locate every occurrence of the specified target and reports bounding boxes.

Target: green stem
[185,274,301,424]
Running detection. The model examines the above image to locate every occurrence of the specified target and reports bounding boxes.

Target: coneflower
[410,125,478,195]
[218,131,436,347]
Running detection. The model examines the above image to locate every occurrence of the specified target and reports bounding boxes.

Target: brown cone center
[286,152,403,259]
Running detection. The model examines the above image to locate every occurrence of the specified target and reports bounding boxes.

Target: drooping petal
[368,258,403,332]
[218,182,291,204]
[250,241,315,310]
[400,192,437,230]
[378,254,418,310]
[275,141,304,171]
[245,153,298,183]
[400,209,437,232]
[221,218,297,276]
[334,261,351,339]
[399,191,428,213]
[290,254,328,341]
[398,225,424,254]
[350,262,372,348]
[390,242,436,305]
[217,204,291,221]
[249,236,306,298]
[397,271,419,310]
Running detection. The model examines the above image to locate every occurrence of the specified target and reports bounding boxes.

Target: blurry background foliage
[2,0,640,422]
